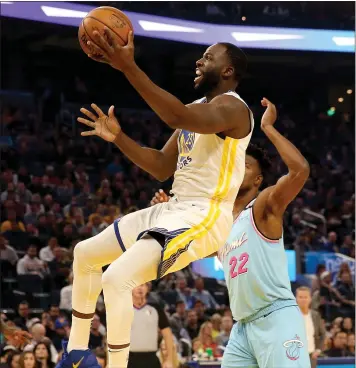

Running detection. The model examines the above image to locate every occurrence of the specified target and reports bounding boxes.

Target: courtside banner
[1,1,354,53]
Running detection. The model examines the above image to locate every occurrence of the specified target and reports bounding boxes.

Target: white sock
[108,346,130,368]
[67,316,91,352]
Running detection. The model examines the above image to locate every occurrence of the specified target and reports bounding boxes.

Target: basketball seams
[81,20,107,56]
[86,15,127,46]
[97,7,134,30]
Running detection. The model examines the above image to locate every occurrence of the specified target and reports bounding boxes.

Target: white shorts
[114,198,232,279]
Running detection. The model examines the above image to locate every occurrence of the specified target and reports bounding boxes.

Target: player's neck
[233,190,258,220]
[300,307,309,315]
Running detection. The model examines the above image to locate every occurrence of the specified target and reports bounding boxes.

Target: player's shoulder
[210,94,249,117]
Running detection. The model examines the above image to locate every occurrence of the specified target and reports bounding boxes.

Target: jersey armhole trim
[250,206,280,243]
[215,103,252,141]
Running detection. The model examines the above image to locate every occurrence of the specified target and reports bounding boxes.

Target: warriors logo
[283,335,304,361]
[177,130,195,168]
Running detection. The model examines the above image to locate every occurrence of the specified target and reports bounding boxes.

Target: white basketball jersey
[171,91,254,207]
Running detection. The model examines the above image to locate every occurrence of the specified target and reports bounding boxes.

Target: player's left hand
[260,98,277,129]
[162,360,174,368]
[87,28,135,72]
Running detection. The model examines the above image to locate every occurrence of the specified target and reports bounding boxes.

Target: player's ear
[255,174,263,187]
[222,66,234,79]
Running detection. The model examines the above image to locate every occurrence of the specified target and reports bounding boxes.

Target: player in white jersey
[56,32,253,368]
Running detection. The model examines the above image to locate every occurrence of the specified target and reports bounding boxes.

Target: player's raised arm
[78,104,178,182]
[88,30,250,137]
[259,98,310,216]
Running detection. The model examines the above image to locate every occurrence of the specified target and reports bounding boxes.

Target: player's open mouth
[194,69,203,83]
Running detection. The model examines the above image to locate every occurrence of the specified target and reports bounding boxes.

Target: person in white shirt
[59,272,73,311]
[0,234,18,265]
[39,237,59,263]
[17,244,48,278]
[296,286,326,368]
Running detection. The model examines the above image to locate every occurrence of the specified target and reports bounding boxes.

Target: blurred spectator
[191,337,203,356]
[193,300,209,327]
[296,287,325,368]
[339,235,354,256]
[59,272,73,312]
[18,352,36,368]
[52,318,69,352]
[319,271,343,321]
[347,333,355,356]
[39,238,59,263]
[326,331,349,357]
[197,322,218,357]
[210,314,222,340]
[311,264,327,293]
[0,233,18,266]
[17,183,32,204]
[13,302,31,331]
[48,247,71,289]
[175,277,194,309]
[342,317,354,334]
[106,155,123,176]
[16,245,48,278]
[23,324,58,364]
[215,316,233,347]
[191,278,219,310]
[185,310,199,340]
[5,351,21,368]
[335,270,355,318]
[33,342,54,368]
[170,301,188,341]
[1,209,25,233]
[1,183,18,202]
[322,232,339,253]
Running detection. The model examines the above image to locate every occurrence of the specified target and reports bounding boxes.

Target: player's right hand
[150,189,170,206]
[78,104,121,142]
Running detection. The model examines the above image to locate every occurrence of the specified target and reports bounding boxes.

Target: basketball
[78,6,133,57]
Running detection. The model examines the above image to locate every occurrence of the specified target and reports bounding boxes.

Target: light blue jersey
[219,199,310,368]
[218,199,297,322]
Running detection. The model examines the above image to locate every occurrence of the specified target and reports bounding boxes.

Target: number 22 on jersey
[229,252,249,279]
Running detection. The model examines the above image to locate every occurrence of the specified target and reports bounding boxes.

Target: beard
[194,70,220,95]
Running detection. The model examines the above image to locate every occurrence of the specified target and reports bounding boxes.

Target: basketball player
[57,35,254,368]
[151,98,311,367]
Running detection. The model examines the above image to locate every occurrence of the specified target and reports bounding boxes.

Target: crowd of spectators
[84,1,355,30]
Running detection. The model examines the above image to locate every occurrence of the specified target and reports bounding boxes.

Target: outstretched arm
[87,30,250,136]
[258,99,310,217]
[78,105,179,182]
[113,129,179,182]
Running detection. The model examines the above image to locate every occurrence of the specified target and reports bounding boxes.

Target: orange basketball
[78,6,133,57]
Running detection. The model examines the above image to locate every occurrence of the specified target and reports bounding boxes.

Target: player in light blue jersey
[152,98,311,367]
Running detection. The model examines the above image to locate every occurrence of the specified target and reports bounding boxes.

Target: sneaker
[56,341,100,368]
